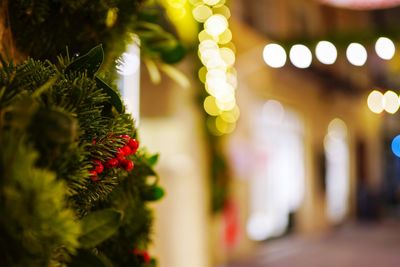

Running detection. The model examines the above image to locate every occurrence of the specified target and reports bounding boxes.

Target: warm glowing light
[218,29,232,44]
[315,41,337,65]
[216,97,236,111]
[226,72,237,88]
[203,96,221,116]
[220,47,235,66]
[289,44,312,68]
[367,90,384,114]
[375,37,395,60]
[204,14,228,36]
[391,135,400,157]
[205,57,227,70]
[213,5,231,18]
[203,0,220,5]
[220,111,237,123]
[192,4,212,22]
[199,39,218,52]
[198,66,207,83]
[383,90,400,114]
[198,30,215,42]
[346,43,367,66]
[206,68,226,81]
[194,0,238,135]
[263,44,287,68]
[216,116,236,133]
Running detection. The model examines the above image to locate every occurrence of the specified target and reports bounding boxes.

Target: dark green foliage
[96,151,161,267]
[9,0,143,61]
[0,134,80,267]
[8,0,185,68]
[0,46,163,266]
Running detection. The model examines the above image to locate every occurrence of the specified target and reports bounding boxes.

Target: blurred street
[227,221,400,267]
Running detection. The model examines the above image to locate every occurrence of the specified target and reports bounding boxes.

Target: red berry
[128,139,139,154]
[142,251,151,263]
[122,145,132,156]
[105,158,119,168]
[120,159,134,171]
[92,139,97,145]
[95,162,104,174]
[89,170,99,181]
[93,159,101,165]
[116,147,125,159]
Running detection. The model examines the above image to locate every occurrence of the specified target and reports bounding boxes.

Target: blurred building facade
[137,1,400,266]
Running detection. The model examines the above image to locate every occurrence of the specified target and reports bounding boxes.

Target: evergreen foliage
[0,45,163,267]
[7,0,185,67]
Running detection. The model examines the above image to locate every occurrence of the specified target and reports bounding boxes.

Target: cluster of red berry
[132,248,151,264]
[89,135,139,181]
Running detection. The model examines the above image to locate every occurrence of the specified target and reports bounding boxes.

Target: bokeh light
[263,44,287,68]
[375,37,395,60]
[289,44,312,68]
[192,4,212,22]
[391,135,400,158]
[346,43,367,66]
[315,41,337,65]
[204,14,228,36]
[203,0,220,5]
[367,90,384,114]
[383,90,400,114]
[194,0,238,136]
[204,96,221,116]
[218,29,232,44]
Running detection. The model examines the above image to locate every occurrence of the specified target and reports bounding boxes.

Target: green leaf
[147,154,159,167]
[161,43,186,64]
[65,45,104,76]
[69,250,109,267]
[142,186,165,201]
[79,209,123,248]
[95,76,123,113]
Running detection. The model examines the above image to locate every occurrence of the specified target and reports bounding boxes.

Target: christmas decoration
[0,45,163,267]
[89,134,139,182]
[191,0,237,213]
[5,0,186,83]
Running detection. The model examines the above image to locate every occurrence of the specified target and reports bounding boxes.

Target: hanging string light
[262,36,396,69]
[192,0,239,135]
[367,89,400,114]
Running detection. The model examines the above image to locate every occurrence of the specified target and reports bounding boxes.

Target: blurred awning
[320,0,400,10]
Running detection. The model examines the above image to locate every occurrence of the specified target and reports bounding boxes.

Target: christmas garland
[7,0,185,67]
[0,45,163,267]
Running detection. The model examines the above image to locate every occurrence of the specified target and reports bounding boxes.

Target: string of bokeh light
[263,37,396,68]
[191,0,239,136]
[367,90,400,114]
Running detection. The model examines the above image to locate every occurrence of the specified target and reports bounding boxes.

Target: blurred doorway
[246,100,306,241]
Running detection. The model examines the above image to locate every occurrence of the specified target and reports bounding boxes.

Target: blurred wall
[215,15,383,263]
[139,61,212,267]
